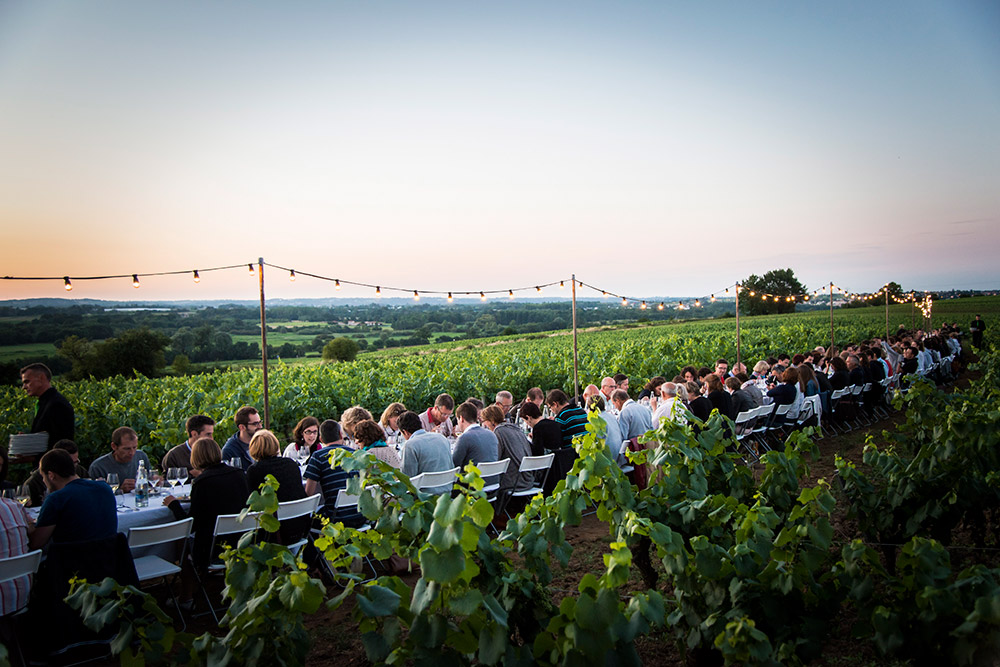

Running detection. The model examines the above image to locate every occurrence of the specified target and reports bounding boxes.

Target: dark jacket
[168,463,249,568]
[32,387,74,446]
[687,397,712,423]
[247,456,309,545]
[707,390,736,421]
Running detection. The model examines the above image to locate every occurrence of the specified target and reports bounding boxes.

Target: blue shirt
[36,478,117,544]
[554,405,589,447]
[222,434,253,471]
[303,445,362,526]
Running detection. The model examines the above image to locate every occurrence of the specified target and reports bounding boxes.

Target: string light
[621,297,627,306]
[657,302,664,310]
[640,301,647,310]
[536,286,542,293]
[447,292,453,303]
[193,270,200,283]
[725,288,730,294]
[694,299,701,307]
[602,291,607,298]
[289,269,296,282]
[63,277,72,291]
[710,294,716,302]
[508,289,514,299]
[749,291,756,296]
[559,280,565,289]
[335,279,341,290]
[248,263,255,276]
[375,286,381,297]
[132,274,140,288]
[413,290,419,301]
[480,291,486,302]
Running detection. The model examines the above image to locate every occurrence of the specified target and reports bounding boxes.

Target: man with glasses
[221,406,261,471]
[419,393,455,438]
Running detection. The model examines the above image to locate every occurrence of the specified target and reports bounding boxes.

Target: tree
[94,328,170,378]
[322,337,360,363]
[738,268,807,316]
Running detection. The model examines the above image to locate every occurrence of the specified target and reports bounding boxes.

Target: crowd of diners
[0,322,972,653]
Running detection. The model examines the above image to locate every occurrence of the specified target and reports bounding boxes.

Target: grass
[0,342,58,363]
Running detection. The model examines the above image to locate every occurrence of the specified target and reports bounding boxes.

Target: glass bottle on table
[135,461,149,508]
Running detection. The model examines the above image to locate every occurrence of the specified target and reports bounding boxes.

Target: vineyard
[58,328,1000,666]
[1,298,996,469]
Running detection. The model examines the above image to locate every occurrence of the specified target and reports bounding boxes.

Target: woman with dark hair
[680,366,698,384]
[164,437,249,569]
[519,402,562,456]
[248,429,309,544]
[638,376,666,402]
[353,419,401,469]
[684,381,712,423]
[828,356,850,390]
[704,374,736,420]
[283,416,321,464]
[767,367,803,424]
[797,363,820,397]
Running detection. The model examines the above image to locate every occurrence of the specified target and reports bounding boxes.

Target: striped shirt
[554,405,589,447]
[0,498,30,615]
[303,445,363,527]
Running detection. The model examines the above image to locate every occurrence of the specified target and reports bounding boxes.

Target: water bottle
[135,461,149,508]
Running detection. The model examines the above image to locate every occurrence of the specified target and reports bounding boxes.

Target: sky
[1,1,998,303]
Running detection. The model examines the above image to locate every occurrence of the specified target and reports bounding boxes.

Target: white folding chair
[504,453,555,519]
[414,467,461,494]
[128,517,194,629]
[475,459,511,495]
[196,511,262,624]
[0,548,42,666]
[276,493,322,557]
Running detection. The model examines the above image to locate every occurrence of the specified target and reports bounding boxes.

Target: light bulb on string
[248,263,255,276]
[710,294,716,302]
[749,291,755,297]
[375,286,381,297]
[447,292,453,303]
[725,287,730,294]
[335,279,341,290]
[289,270,296,282]
[193,270,200,283]
[413,290,419,301]
[694,299,701,307]
[536,286,542,293]
[621,297,627,306]
[602,291,607,298]
[657,302,664,310]
[641,301,647,310]
[63,277,72,291]
[508,289,514,299]
[132,274,140,288]
[480,291,486,302]
[560,281,564,289]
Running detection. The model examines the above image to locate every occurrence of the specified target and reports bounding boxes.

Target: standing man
[970,314,986,348]
[419,394,455,438]
[221,406,262,471]
[614,389,653,441]
[88,427,151,493]
[161,415,215,477]
[20,363,74,448]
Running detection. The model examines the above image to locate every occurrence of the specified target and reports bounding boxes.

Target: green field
[0,342,58,363]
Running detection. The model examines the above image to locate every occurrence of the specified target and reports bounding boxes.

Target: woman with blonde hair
[379,402,407,443]
[340,406,373,447]
[248,429,309,544]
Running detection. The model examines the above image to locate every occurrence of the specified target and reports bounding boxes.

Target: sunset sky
[1,1,998,302]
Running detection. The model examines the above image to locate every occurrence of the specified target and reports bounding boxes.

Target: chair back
[476,458,511,479]
[0,549,42,584]
[518,453,555,473]
[277,494,322,521]
[830,388,848,400]
[128,517,193,549]
[734,410,755,425]
[335,488,363,509]
[773,403,792,416]
[415,467,460,490]
[213,511,263,537]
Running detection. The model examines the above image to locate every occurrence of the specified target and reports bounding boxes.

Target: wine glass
[106,474,122,508]
[178,468,189,489]
[15,485,30,507]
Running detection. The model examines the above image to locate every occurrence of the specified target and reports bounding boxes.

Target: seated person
[303,430,362,527]
[164,438,249,569]
[162,414,215,477]
[418,394,456,438]
[0,491,30,616]
[353,419,402,469]
[30,449,116,550]
[379,403,407,442]
[480,405,535,494]
[283,416,321,463]
[452,402,498,471]
[588,395,624,464]
[88,426,151,493]
[684,381,712,423]
[399,410,454,494]
[221,406,262,471]
[24,439,88,507]
[519,402,563,455]
[614,389,654,440]
[547,389,588,447]
[703,374,736,421]
[247,429,308,545]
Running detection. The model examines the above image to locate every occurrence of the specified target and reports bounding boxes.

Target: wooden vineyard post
[571,274,579,403]
[735,283,741,368]
[258,257,270,429]
[885,288,889,340]
[829,282,835,351]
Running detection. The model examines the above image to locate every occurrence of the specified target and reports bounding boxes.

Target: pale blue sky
[1,1,998,301]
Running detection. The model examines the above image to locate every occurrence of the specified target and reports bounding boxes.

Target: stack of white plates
[9,433,48,456]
